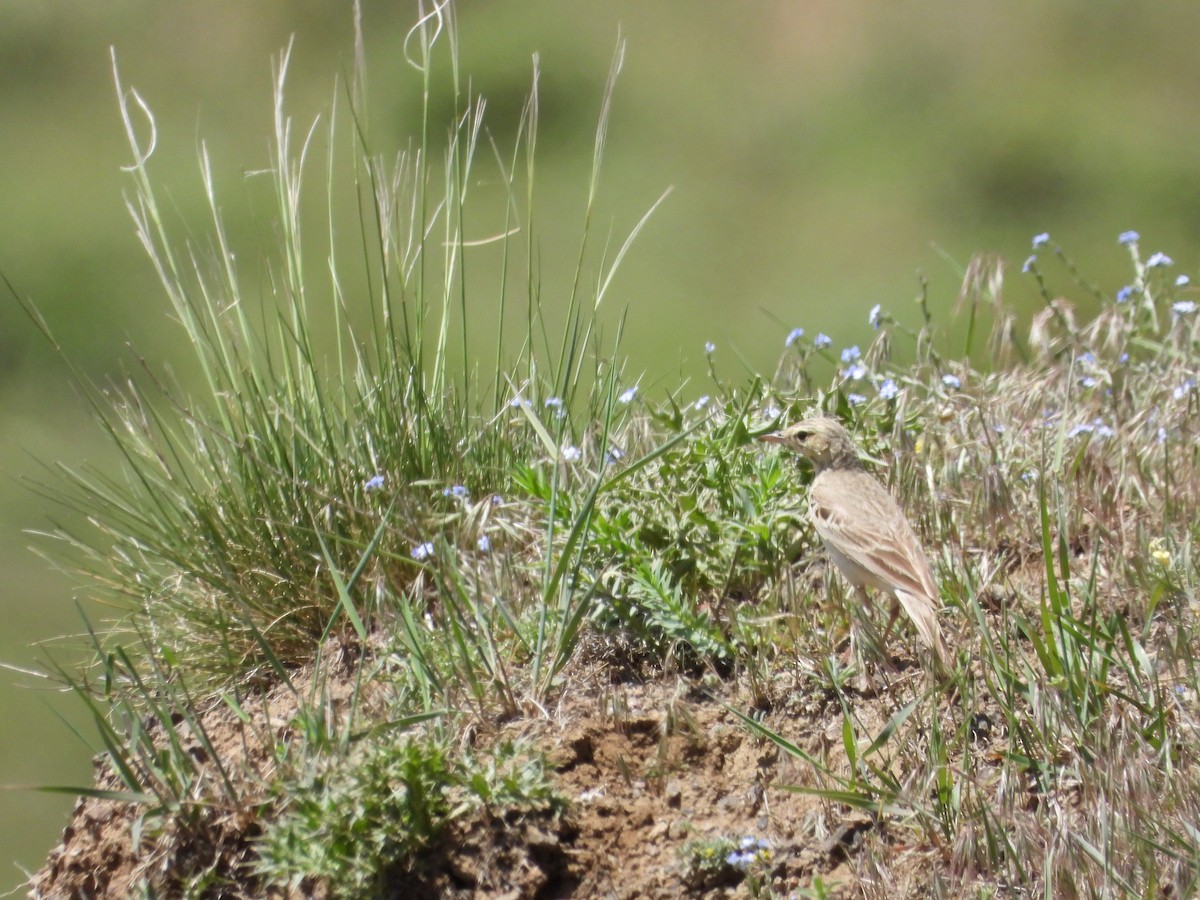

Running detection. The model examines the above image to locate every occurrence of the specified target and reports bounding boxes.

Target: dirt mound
[30,672,966,898]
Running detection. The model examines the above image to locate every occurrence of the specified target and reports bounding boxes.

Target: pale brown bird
[760,416,951,669]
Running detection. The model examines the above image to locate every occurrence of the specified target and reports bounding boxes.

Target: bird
[759,416,951,670]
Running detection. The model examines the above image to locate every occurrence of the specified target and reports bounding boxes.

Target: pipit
[760,416,951,669]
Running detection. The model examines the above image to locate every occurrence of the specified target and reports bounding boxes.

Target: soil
[28,650,989,899]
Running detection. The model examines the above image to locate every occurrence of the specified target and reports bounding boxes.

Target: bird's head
[758,416,863,472]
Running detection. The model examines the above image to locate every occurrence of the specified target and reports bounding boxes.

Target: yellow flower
[1150,538,1171,568]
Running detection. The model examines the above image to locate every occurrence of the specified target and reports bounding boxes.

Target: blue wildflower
[868,304,883,329]
[1147,252,1173,268]
[364,474,385,492]
[1116,286,1134,304]
[694,395,711,410]
[879,378,899,400]
[942,373,962,390]
[840,345,861,364]
[785,327,805,347]
[1172,300,1197,316]
[443,484,469,500]
[1032,232,1050,249]
[476,535,492,553]
[1118,230,1139,246]
[1177,274,1191,287]
[1067,422,1094,439]
[1022,255,1036,273]
[847,393,867,406]
[605,446,625,464]
[704,341,716,355]
[846,362,868,380]
[561,444,582,462]
[618,386,637,404]
[814,332,832,349]
[411,541,435,561]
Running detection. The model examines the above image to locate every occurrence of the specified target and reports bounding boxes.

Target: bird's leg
[880,597,902,647]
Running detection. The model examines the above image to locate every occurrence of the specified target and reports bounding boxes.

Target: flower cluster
[1066,418,1116,440]
[725,835,772,869]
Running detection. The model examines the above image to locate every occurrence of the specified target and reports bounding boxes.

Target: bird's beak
[758,432,785,445]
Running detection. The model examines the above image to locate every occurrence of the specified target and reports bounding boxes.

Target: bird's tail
[895,590,951,672]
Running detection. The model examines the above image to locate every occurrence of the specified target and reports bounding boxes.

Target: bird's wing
[809,470,942,606]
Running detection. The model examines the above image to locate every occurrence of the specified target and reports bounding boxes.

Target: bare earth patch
[30,652,1012,898]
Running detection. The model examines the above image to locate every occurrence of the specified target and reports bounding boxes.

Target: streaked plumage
[760,416,950,668]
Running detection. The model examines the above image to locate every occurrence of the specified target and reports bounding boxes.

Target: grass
[17,3,1200,897]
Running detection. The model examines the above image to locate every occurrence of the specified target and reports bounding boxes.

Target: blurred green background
[4,0,1200,879]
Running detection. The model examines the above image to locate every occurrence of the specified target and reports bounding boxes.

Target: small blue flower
[364,474,386,492]
[1080,376,1099,389]
[1177,275,1191,287]
[1032,232,1050,249]
[544,396,563,409]
[694,395,711,410]
[1147,252,1174,268]
[509,395,530,408]
[1172,300,1197,316]
[704,341,716,355]
[411,541,435,561]
[561,444,582,462]
[763,404,782,419]
[868,304,883,329]
[1116,286,1134,304]
[443,484,469,500]
[840,345,861,364]
[845,362,868,380]
[1119,353,1129,363]
[618,387,637,404]
[814,332,832,349]
[1173,379,1196,400]
[491,494,504,506]
[1022,255,1036,273]
[476,535,492,553]
[726,850,752,868]
[847,393,867,406]
[1092,420,1115,439]
[1118,230,1140,246]
[878,378,899,400]
[1158,426,1168,444]
[785,327,805,347]
[605,446,625,464]
[1067,422,1094,439]
[942,373,962,390]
